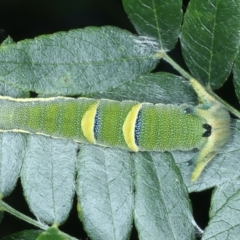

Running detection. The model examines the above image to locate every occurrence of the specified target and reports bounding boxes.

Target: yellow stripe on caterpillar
[122,103,142,152]
[81,102,99,143]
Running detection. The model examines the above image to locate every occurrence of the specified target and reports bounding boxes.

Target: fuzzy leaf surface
[0,133,26,198]
[76,145,134,240]
[90,72,198,104]
[181,0,240,89]
[202,177,240,239]
[123,0,182,50]
[0,27,158,96]
[233,48,240,102]
[21,135,76,224]
[134,152,195,240]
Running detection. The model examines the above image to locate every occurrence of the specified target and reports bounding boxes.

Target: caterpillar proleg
[0,79,231,181]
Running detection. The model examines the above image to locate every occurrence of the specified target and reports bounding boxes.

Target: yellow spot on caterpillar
[123,103,142,152]
[81,102,99,144]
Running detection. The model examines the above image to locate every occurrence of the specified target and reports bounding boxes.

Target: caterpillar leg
[190,79,231,181]
[191,143,216,181]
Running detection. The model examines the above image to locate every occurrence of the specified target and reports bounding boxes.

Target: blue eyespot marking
[134,110,141,146]
[183,107,193,114]
[94,108,100,140]
[186,159,194,166]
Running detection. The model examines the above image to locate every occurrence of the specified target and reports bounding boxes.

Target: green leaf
[0,230,43,240]
[0,82,29,98]
[0,39,29,98]
[89,72,198,104]
[181,0,240,89]
[134,152,195,240]
[0,133,26,198]
[0,26,158,96]
[0,59,30,199]
[37,227,70,240]
[0,35,30,97]
[21,135,77,225]
[76,145,134,240]
[202,176,240,239]
[233,49,240,102]
[0,36,30,97]
[0,66,29,202]
[123,0,182,51]
[177,120,240,192]
[1,36,14,46]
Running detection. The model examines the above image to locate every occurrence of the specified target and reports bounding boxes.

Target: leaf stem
[161,53,240,118]
[0,200,79,240]
[0,200,48,230]
[162,53,193,80]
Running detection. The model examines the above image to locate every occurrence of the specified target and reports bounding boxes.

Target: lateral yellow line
[0,95,94,102]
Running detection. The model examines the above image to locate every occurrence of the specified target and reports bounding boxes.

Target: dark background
[0,0,237,239]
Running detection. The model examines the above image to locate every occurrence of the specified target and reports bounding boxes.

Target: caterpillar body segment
[0,79,231,181]
[122,103,142,152]
[0,97,206,151]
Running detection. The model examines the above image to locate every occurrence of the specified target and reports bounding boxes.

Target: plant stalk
[0,200,48,230]
[161,53,240,117]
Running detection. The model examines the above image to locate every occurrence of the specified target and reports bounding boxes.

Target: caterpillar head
[190,79,231,181]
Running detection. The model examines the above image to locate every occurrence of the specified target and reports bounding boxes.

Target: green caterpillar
[0,79,231,181]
